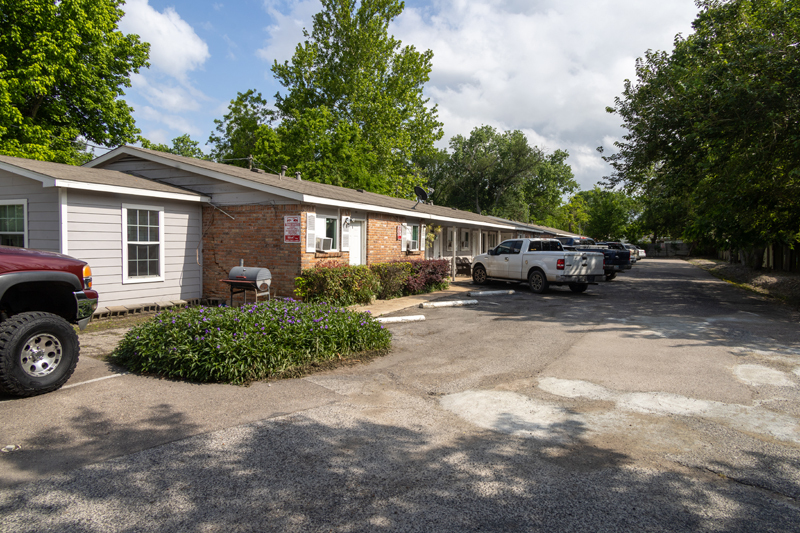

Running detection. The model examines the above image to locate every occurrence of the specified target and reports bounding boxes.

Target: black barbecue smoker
[219,260,272,306]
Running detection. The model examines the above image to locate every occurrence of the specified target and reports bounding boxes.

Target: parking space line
[62,373,127,389]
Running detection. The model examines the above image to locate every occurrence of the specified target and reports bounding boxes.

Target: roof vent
[357,188,365,193]
[280,165,287,178]
[295,171,302,181]
[250,168,264,173]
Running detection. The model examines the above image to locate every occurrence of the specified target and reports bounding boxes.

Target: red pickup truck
[0,246,99,397]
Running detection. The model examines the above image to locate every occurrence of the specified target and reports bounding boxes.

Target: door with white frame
[348,221,365,265]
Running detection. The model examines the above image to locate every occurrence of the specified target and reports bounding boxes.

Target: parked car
[471,238,605,293]
[636,246,647,259]
[555,237,632,281]
[624,243,640,263]
[0,246,99,397]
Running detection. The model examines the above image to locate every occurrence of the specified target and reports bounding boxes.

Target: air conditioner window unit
[316,237,333,251]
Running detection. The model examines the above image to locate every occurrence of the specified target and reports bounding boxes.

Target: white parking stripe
[62,373,126,389]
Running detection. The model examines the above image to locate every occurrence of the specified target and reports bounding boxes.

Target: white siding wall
[0,171,59,251]
[66,190,202,308]
[99,156,291,206]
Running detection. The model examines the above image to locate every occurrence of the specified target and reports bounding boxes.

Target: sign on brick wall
[284,216,301,243]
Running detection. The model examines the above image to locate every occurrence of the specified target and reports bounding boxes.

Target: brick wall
[202,204,306,301]
[366,214,422,264]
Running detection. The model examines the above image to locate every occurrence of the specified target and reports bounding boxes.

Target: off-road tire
[472,265,488,284]
[528,270,549,294]
[569,283,589,293]
[0,312,79,397]
[605,272,617,281]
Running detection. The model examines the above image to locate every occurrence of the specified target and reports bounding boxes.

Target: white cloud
[392,0,699,189]
[138,106,203,136]
[120,0,210,79]
[252,0,698,189]
[129,73,205,112]
[257,0,322,65]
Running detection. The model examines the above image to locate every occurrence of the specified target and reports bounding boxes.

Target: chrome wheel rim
[20,334,62,378]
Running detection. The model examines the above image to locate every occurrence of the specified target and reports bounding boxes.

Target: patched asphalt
[1,259,799,532]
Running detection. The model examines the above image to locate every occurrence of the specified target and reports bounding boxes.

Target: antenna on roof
[412,186,428,209]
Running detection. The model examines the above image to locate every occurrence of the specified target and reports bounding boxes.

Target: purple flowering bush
[113,299,391,384]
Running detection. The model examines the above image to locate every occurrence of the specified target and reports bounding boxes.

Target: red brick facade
[202,204,308,300]
[202,206,428,302]
[365,214,423,264]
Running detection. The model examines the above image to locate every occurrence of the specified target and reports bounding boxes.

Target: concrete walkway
[350,278,478,316]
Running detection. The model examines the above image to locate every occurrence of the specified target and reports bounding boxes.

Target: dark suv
[0,246,99,397]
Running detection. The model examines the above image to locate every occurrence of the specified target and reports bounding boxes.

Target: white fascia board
[86,147,305,202]
[303,194,514,230]
[53,179,209,202]
[0,162,57,187]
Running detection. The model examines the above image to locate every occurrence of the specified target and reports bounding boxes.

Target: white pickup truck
[471,238,605,293]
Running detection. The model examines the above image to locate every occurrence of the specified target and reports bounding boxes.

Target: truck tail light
[82,265,93,289]
[557,259,565,270]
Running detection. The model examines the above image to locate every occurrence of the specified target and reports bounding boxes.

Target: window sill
[315,251,342,258]
[123,275,165,284]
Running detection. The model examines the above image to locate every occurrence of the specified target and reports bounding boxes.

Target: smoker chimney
[280,165,287,178]
[295,171,302,181]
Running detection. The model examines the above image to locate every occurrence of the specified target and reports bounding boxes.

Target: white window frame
[0,199,28,248]
[460,228,470,251]
[316,213,339,252]
[122,203,165,284]
[446,229,454,251]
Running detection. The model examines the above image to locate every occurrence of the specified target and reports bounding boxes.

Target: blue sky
[116,0,700,190]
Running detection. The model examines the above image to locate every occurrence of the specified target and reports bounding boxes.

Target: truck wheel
[605,272,617,281]
[0,312,79,397]
[569,283,588,293]
[528,270,549,294]
[472,265,487,284]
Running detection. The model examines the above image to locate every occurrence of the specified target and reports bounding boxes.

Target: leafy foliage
[575,187,640,241]
[0,0,149,164]
[140,134,205,158]
[293,261,380,306]
[604,0,800,254]
[294,259,450,305]
[113,299,391,385]
[207,89,275,166]
[266,0,443,197]
[422,126,577,221]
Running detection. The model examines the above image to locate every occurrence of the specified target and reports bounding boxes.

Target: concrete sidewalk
[350,278,478,316]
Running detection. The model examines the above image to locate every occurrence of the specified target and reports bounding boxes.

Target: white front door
[349,221,363,265]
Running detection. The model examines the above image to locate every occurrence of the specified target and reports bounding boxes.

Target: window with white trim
[122,205,165,283]
[0,200,26,247]
[460,228,470,251]
[315,214,338,251]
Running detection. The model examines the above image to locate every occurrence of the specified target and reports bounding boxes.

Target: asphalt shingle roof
[0,154,204,198]
[94,146,514,228]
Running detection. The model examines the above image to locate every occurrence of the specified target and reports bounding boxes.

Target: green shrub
[112,299,391,385]
[371,262,413,299]
[294,260,379,306]
[403,259,450,295]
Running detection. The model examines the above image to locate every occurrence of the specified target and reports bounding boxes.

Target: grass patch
[111,298,391,385]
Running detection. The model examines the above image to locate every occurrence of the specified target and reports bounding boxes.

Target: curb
[467,290,515,296]
[419,300,478,309]
[376,315,426,324]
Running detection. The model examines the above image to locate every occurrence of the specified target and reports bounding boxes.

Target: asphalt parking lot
[1,258,799,532]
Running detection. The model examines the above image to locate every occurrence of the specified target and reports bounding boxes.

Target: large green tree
[424,125,577,221]
[268,0,442,197]
[575,187,639,242]
[207,90,274,166]
[604,0,800,261]
[0,0,149,164]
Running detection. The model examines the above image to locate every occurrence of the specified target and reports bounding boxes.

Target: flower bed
[113,299,391,385]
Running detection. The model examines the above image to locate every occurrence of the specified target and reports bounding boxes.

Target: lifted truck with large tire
[0,246,98,397]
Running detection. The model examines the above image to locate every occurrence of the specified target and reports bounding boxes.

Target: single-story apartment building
[1,147,549,312]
